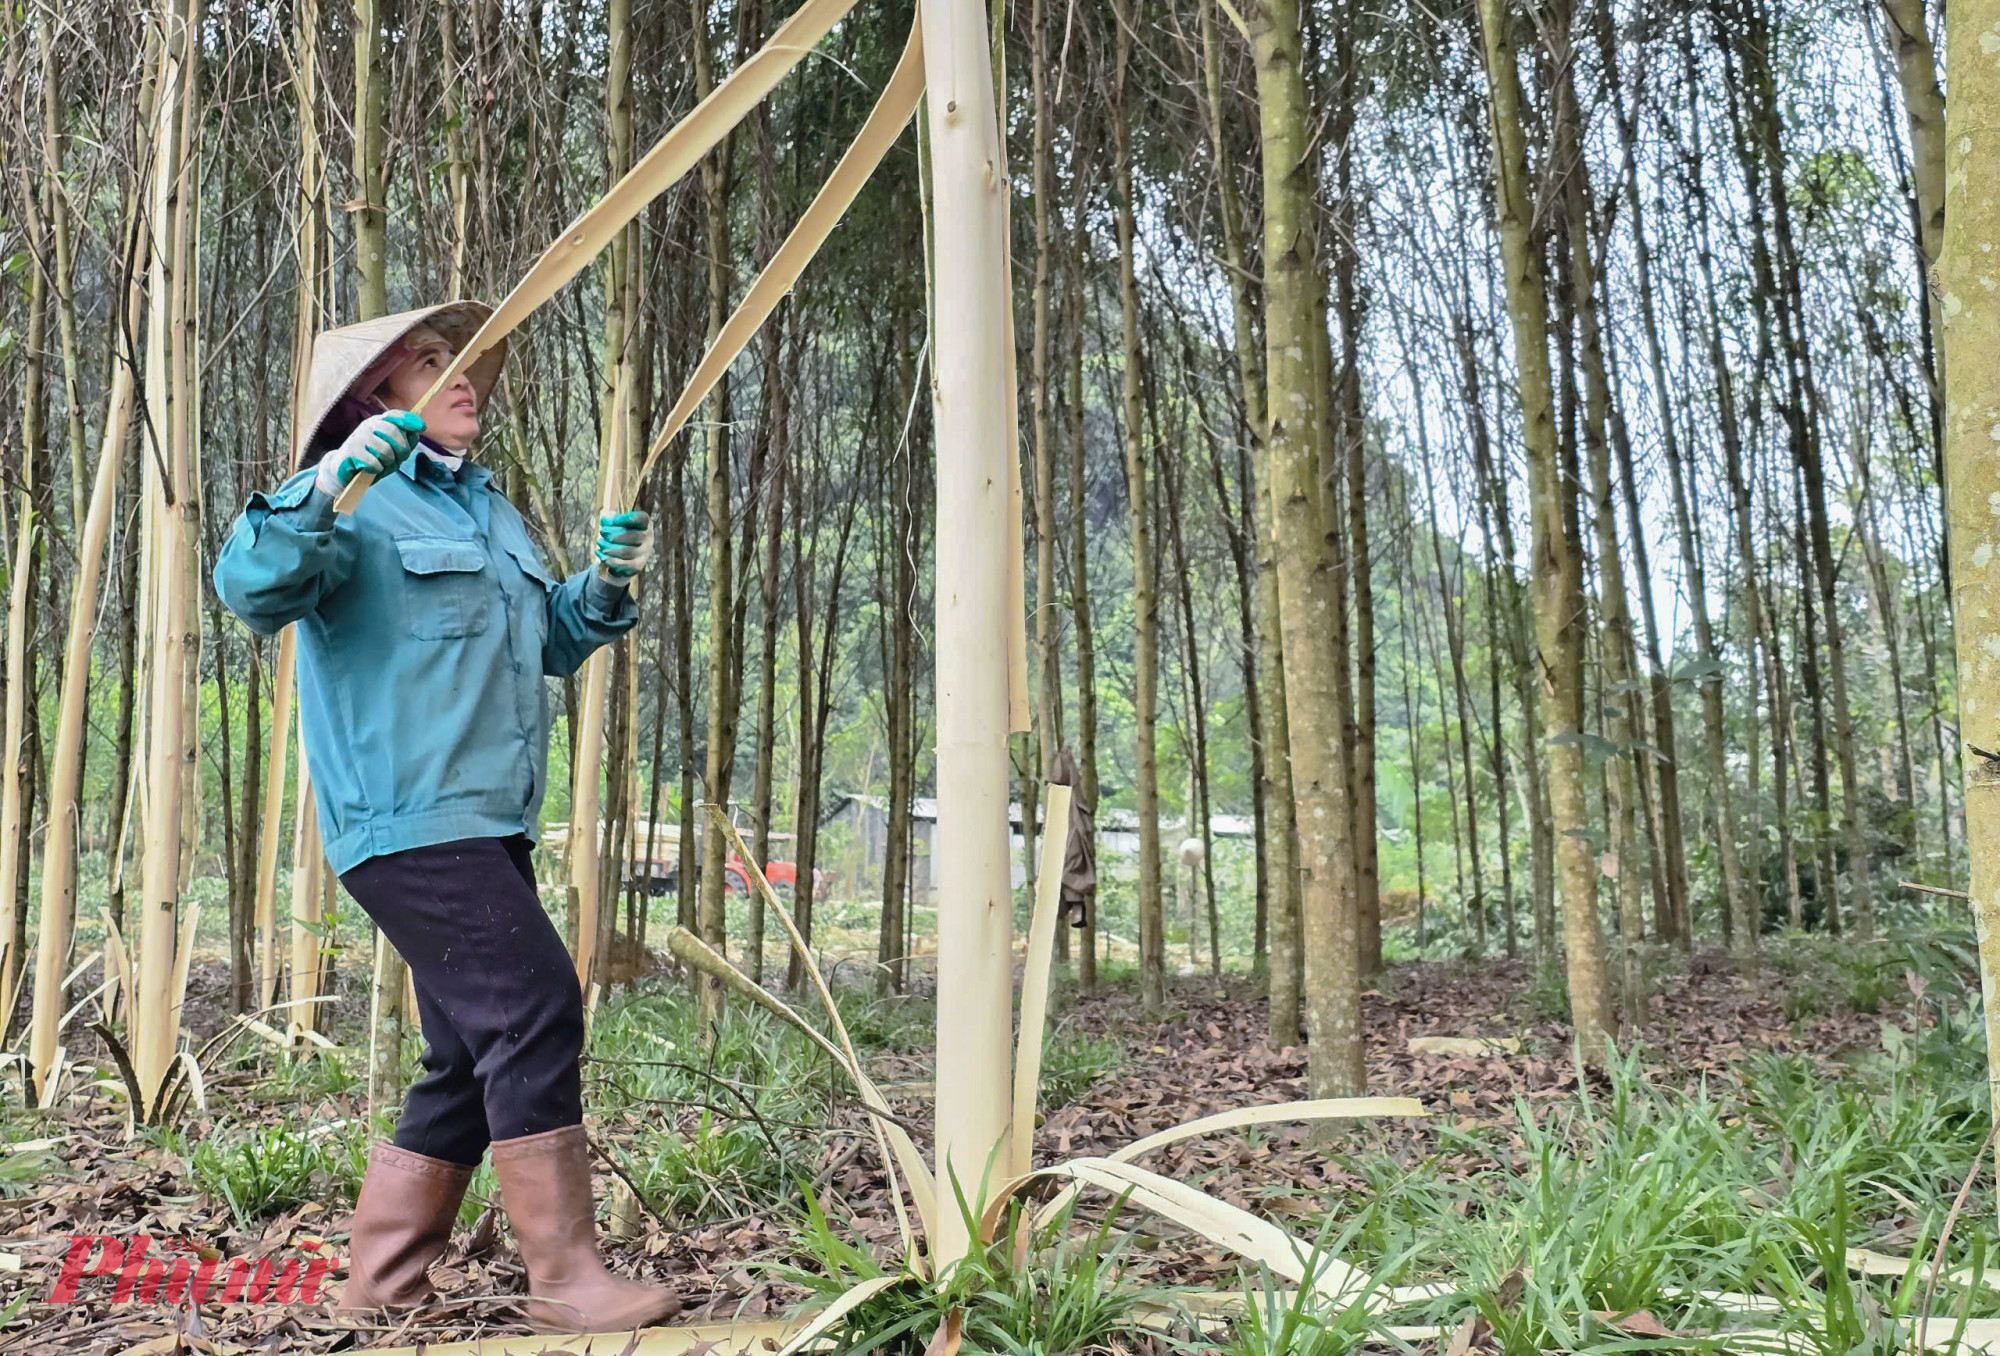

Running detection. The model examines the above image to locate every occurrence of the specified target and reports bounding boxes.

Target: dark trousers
[339,835,584,1165]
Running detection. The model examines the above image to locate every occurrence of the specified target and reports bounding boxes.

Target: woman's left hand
[595,510,654,582]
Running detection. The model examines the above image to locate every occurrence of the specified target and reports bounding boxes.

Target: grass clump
[1037,1025,1124,1108]
[775,1194,1159,1355]
[190,1120,353,1225]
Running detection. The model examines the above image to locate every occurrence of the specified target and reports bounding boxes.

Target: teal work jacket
[214,452,636,875]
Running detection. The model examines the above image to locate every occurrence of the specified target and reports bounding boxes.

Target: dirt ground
[0,952,1895,1354]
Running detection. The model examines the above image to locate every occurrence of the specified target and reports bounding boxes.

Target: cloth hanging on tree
[1047,749,1095,929]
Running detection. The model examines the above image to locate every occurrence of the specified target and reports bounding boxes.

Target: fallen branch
[1899,880,1970,901]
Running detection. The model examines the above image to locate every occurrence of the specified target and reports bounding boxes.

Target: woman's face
[377,340,481,451]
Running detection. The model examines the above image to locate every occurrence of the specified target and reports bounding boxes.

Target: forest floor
[0,932,1989,1355]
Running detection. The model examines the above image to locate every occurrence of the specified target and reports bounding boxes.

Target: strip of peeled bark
[1250,0,1362,1095]
[1473,0,1613,1059]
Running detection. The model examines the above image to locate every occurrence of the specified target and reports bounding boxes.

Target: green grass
[772,1193,1164,1355]
[189,1119,358,1225]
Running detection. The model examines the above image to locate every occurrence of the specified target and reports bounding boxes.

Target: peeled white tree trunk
[28,361,133,1096]
[919,0,1016,1269]
[134,16,202,1103]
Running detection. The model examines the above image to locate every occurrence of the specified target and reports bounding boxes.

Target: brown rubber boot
[489,1125,681,1334]
[339,1143,475,1311]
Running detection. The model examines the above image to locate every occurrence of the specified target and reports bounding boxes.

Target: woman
[214,301,677,1334]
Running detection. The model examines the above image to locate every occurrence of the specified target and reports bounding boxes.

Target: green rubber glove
[317,410,425,497]
[595,510,654,582]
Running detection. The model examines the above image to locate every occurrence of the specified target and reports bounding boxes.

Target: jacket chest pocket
[396,537,491,640]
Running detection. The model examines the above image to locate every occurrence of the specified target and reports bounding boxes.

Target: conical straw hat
[294,300,506,463]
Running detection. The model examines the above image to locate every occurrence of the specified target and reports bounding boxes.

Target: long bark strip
[1250,0,1363,1096]
[1473,0,1614,1059]
[1029,0,1065,927]
[1940,0,2000,1199]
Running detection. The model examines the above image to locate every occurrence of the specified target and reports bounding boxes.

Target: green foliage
[1525,964,1572,1023]
[774,1194,1158,1356]
[1035,1025,1125,1109]
[0,1129,62,1199]
[190,1121,347,1226]
[1224,1233,1416,1356]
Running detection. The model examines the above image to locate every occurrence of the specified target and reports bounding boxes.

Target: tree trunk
[1109,0,1164,1013]
[1198,0,1298,1041]
[693,0,739,1024]
[1877,0,1946,482]
[1557,49,1646,1019]
[749,347,786,987]
[878,327,919,996]
[1251,0,1362,1095]
[353,0,409,1113]
[1065,187,1100,993]
[1327,16,1377,975]
[351,0,388,318]
[920,0,1018,1258]
[135,0,205,1100]
[1474,0,1613,1059]
[1938,0,2000,1203]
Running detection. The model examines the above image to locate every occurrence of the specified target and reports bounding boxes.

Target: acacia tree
[1941,0,2000,1188]
[1109,0,1166,1014]
[1474,0,1613,1056]
[1250,0,1363,1095]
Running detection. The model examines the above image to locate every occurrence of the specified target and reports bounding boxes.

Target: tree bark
[1937,0,2000,1200]
[1250,0,1363,1095]
[1108,0,1165,1013]
[1065,172,1100,992]
[693,0,739,1023]
[1556,42,1646,1018]
[1474,0,1614,1059]
[1198,0,1299,1042]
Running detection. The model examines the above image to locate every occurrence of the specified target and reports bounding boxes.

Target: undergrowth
[132,933,2000,1353]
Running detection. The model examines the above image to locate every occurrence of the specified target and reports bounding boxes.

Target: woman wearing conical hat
[215,302,676,1334]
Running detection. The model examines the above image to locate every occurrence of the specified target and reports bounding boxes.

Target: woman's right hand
[316,410,425,497]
